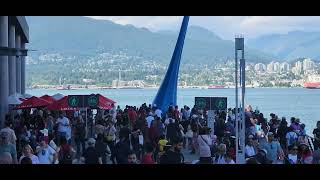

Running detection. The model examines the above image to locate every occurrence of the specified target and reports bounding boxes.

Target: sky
[87,16,320,40]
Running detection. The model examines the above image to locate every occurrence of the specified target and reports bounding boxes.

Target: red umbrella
[16,96,51,109]
[40,95,55,103]
[47,96,78,111]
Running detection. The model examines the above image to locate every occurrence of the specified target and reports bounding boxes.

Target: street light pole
[235,35,246,164]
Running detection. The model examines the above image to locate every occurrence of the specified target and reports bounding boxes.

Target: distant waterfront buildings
[254,63,266,72]
[273,62,280,73]
[303,58,315,71]
[267,61,274,73]
[293,61,303,75]
[280,62,290,73]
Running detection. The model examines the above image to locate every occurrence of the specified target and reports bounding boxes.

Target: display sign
[195,97,227,110]
[68,95,99,108]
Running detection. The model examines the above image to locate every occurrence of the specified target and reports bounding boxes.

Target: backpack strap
[200,135,210,147]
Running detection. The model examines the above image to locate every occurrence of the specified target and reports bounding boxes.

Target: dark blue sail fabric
[152,16,189,112]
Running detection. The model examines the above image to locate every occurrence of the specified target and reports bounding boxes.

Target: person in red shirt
[141,143,155,164]
[148,120,159,144]
[128,107,137,129]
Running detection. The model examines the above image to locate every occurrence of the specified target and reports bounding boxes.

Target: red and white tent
[16,96,51,109]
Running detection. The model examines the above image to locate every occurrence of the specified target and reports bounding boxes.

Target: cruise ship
[304,75,320,89]
[208,85,226,89]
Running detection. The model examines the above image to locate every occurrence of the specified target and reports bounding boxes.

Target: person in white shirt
[286,127,298,147]
[197,127,213,164]
[146,112,154,128]
[0,120,17,145]
[56,112,70,139]
[110,104,117,122]
[245,135,257,158]
[19,144,40,164]
[225,154,235,164]
[74,111,79,119]
[36,137,57,164]
[287,145,299,164]
[164,118,175,125]
[215,144,227,164]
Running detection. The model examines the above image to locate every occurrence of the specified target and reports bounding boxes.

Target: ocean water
[27,88,320,135]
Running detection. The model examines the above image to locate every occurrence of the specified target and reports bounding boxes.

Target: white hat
[40,129,48,136]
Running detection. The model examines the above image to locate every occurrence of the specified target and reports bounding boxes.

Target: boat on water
[118,86,143,89]
[56,85,75,90]
[304,82,320,89]
[304,75,320,89]
[208,85,226,89]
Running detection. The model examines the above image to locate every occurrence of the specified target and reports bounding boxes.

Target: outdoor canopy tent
[47,96,78,111]
[16,96,51,109]
[95,94,116,109]
[47,94,116,111]
[7,95,23,105]
[96,93,116,105]
[40,95,55,103]
[52,93,64,101]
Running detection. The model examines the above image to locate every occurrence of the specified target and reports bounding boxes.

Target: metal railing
[305,134,315,152]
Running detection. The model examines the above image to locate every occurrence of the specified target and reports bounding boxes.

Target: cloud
[86,16,320,40]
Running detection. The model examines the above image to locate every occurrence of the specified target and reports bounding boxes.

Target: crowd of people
[0,102,319,164]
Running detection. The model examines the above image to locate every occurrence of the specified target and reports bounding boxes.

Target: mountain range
[26,16,275,65]
[247,31,320,61]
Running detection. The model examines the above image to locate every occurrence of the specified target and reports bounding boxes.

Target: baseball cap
[40,129,48,136]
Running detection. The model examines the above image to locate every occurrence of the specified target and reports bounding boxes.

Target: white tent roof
[7,95,23,105]
[52,93,64,100]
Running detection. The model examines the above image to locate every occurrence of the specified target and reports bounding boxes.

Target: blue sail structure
[152,16,189,112]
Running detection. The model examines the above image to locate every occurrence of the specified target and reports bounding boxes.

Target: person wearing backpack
[197,127,213,164]
[58,137,74,164]
[286,127,298,148]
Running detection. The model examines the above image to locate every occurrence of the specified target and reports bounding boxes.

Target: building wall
[0,16,28,127]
